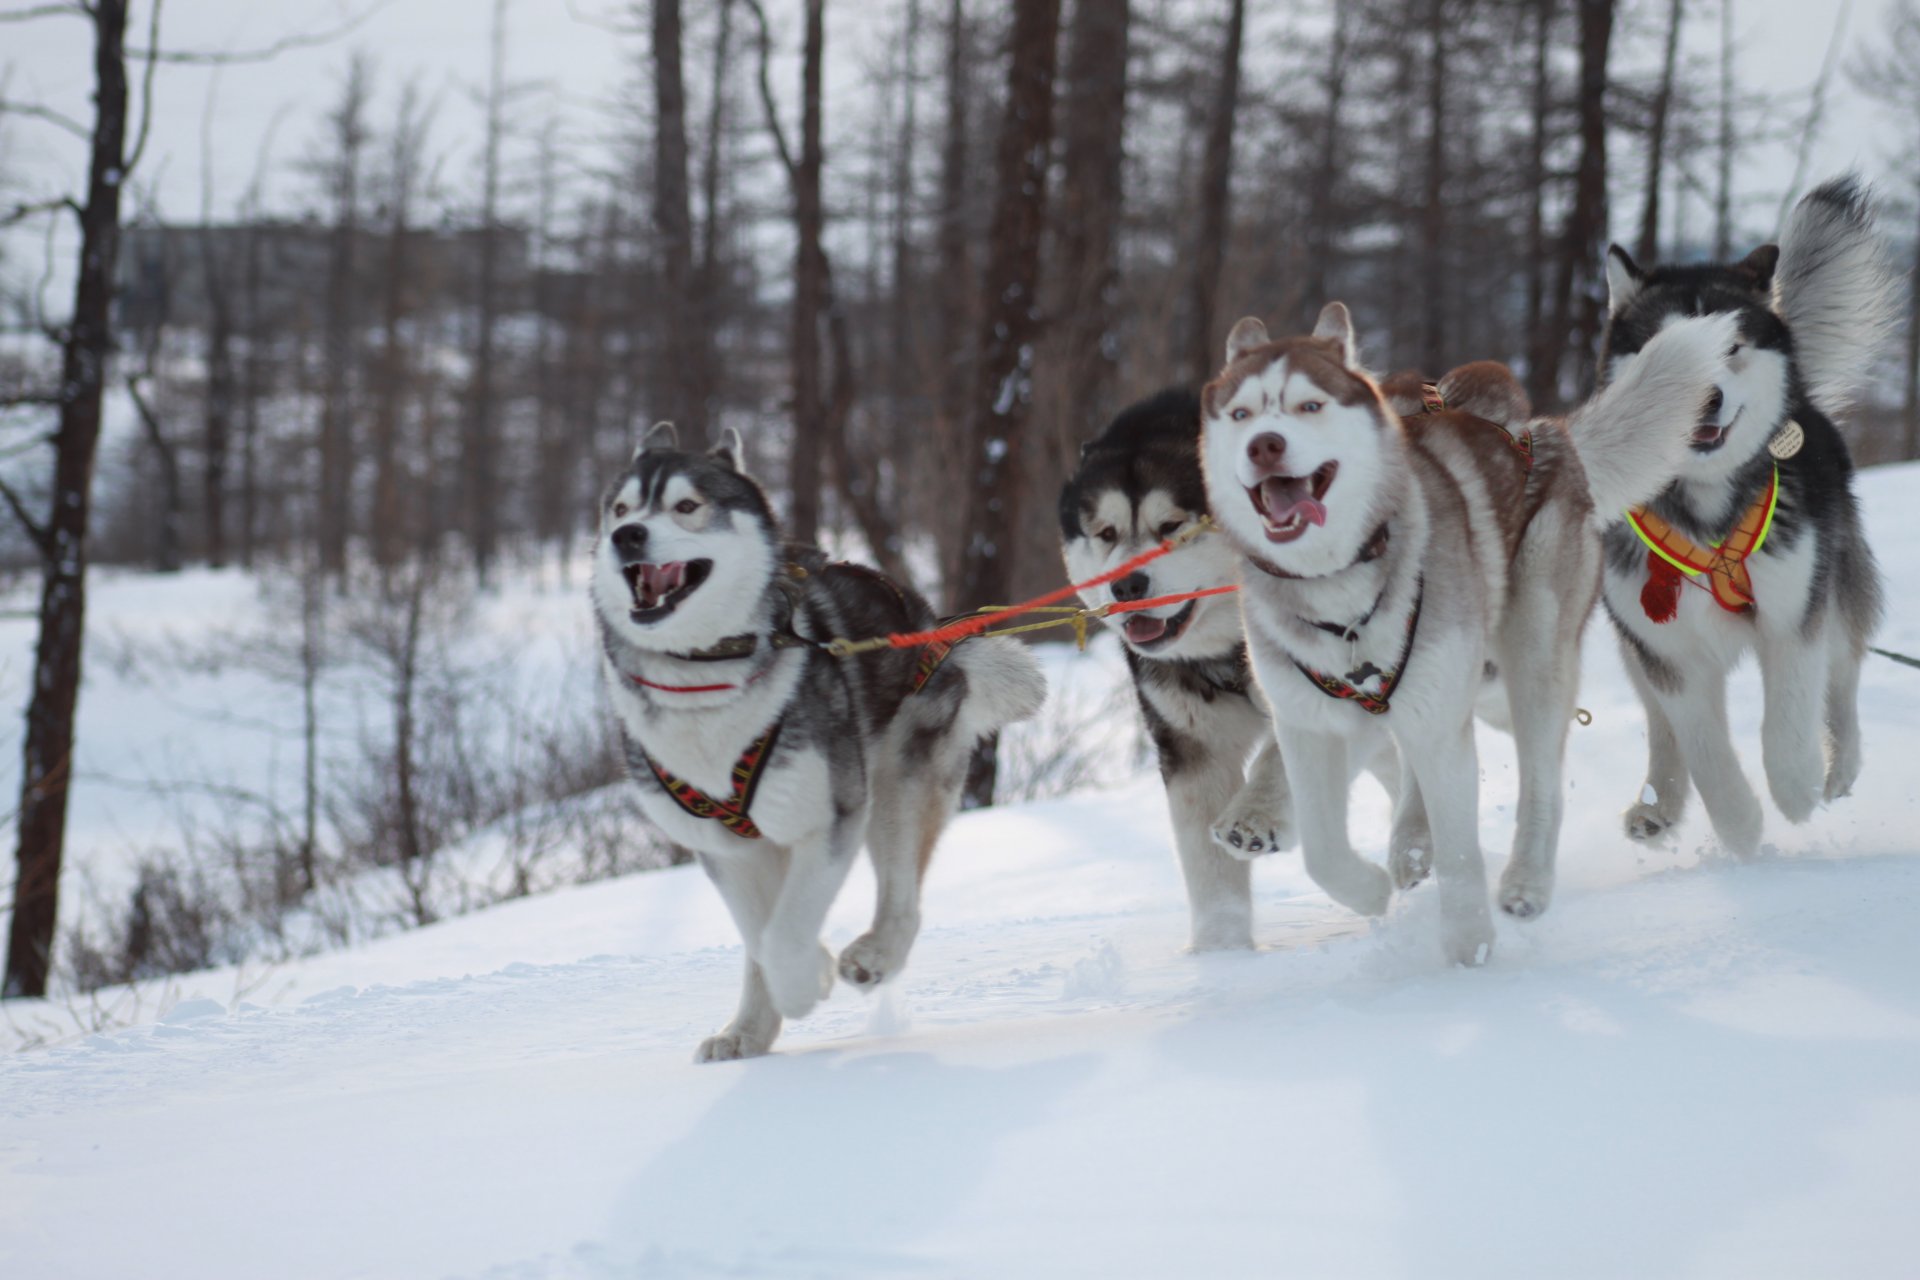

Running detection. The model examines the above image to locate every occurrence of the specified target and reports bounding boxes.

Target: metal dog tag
[1767,420,1804,460]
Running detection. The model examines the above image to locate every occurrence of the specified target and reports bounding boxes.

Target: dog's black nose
[1112,571,1151,603]
[1703,388,1725,420]
[1247,433,1287,471]
[611,522,648,557]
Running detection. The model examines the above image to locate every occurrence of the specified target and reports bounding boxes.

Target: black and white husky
[1059,389,1295,951]
[1199,303,1734,964]
[592,425,1045,1060]
[1599,177,1892,855]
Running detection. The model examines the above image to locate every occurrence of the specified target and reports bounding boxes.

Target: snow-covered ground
[3,465,1920,1278]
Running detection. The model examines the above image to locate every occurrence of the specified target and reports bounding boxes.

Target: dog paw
[1765,751,1824,824]
[759,941,835,1020]
[1441,912,1496,968]
[1313,859,1393,917]
[838,932,911,990]
[1210,796,1292,862]
[1497,867,1553,920]
[1624,783,1682,842]
[1824,755,1859,803]
[1389,841,1432,890]
[695,1030,772,1063]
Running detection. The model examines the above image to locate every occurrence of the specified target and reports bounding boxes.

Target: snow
[2,463,1920,1277]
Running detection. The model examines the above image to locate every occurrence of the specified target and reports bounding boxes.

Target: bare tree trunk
[956,0,1063,808]
[202,229,235,569]
[698,0,735,435]
[1185,0,1245,384]
[371,84,427,573]
[1533,0,1614,407]
[1713,0,1734,259]
[932,0,974,592]
[1302,0,1351,323]
[1636,0,1685,264]
[238,224,265,569]
[1523,0,1554,372]
[653,0,706,436]
[466,0,509,583]
[1052,0,1130,451]
[1420,0,1448,364]
[318,56,370,579]
[788,0,828,545]
[4,0,129,999]
[126,375,184,573]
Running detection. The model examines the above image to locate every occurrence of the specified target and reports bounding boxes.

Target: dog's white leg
[1178,756,1256,950]
[1277,725,1392,917]
[695,850,788,1061]
[1400,721,1495,966]
[1621,647,1692,840]
[1495,604,1579,920]
[1210,736,1295,858]
[1383,747,1432,889]
[1756,614,1830,823]
[756,819,861,1020]
[840,752,965,989]
[1824,630,1866,801]
[1656,664,1764,856]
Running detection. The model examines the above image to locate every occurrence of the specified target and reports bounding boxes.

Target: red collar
[629,666,769,695]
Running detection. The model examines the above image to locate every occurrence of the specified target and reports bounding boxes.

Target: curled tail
[1568,312,1739,516]
[1437,361,1531,427]
[1775,175,1897,419]
[953,635,1047,741]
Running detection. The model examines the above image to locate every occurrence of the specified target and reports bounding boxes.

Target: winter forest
[5,0,1920,1275]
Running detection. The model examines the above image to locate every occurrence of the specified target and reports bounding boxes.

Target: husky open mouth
[623,559,713,623]
[1122,598,1197,650]
[1691,403,1740,453]
[1248,461,1339,542]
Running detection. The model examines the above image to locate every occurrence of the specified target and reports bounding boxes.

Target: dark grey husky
[592,424,1044,1060]
[1599,176,1892,855]
[1059,389,1295,950]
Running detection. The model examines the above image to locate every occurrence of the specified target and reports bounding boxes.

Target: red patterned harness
[1290,577,1426,716]
[643,633,961,841]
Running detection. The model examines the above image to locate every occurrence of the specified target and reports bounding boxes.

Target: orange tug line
[821,520,1234,658]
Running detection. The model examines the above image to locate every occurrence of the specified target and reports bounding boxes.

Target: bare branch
[0,98,91,139]
[123,0,164,175]
[129,0,398,64]
[739,0,796,180]
[0,475,52,560]
[0,196,82,229]
[0,3,88,22]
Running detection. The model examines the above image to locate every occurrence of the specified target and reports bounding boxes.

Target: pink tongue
[1258,477,1327,528]
[1125,614,1168,644]
[637,562,685,605]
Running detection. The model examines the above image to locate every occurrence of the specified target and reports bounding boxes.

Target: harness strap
[1291,577,1425,716]
[1411,381,1533,469]
[1627,466,1779,622]
[644,722,782,840]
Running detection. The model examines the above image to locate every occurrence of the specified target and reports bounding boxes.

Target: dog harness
[1292,577,1425,715]
[1626,466,1779,623]
[1415,382,1533,469]
[643,724,782,839]
[635,563,963,841]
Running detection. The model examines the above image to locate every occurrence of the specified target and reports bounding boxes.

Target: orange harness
[1626,468,1779,623]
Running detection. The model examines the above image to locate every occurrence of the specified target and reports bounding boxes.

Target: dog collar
[1247,522,1390,582]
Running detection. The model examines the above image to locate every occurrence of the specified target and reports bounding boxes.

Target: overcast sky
[0,0,1906,314]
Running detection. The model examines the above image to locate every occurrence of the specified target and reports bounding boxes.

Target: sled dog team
[593,178,1891,1060]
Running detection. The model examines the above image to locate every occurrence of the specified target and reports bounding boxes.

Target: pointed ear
[634,420,678,460]
[1605,245,1645,314]
[1738,243,1780,292]
[1224,316,1270,366]
[710,424,745,471]
[1312,302,1355,365]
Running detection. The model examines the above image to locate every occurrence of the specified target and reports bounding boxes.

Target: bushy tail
[954,635,1047,740]
[1775,175,1897,419]
[1437,361,1532,427]
[1568,313,1739,517]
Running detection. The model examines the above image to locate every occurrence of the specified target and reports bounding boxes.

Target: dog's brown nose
[1247,433,1287,471]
